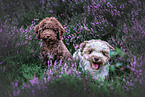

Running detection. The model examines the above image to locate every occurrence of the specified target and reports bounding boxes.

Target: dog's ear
[95,39,115,50]
[58,25,65,39]
[56,25,65,40]
[105,42,115,50]
[80,41,88,52]
[34,25,40,38]
[50,17,65,40]
[109,45,115,50]
[56,21,65,40]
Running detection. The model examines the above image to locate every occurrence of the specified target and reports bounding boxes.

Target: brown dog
[34,17,73,68]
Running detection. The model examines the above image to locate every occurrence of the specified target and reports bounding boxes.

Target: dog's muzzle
[91,57,103,70]
[43,38,51,42]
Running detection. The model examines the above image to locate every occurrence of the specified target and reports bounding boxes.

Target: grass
[0,0,145,97]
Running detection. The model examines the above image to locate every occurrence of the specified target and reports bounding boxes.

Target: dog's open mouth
[92,62,102,70]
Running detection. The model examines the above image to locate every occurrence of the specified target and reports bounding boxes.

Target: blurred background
[0,0,145,97]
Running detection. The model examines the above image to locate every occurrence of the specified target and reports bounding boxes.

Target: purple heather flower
[29,75,39,86]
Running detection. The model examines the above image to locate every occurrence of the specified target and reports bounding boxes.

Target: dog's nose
[46,35,50,38]
[93,57,99,61]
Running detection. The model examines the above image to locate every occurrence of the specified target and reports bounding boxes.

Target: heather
[0,0,145,97]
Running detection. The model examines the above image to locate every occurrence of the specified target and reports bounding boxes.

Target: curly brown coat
[34,17,73,68]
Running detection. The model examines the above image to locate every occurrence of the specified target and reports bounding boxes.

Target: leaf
[61,73,68,77]
[115,63,123,67]
[110,51,117,57]
[115,48,125,57]
[110,65,115,71]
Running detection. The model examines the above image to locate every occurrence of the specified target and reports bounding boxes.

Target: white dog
[73,39,115,81]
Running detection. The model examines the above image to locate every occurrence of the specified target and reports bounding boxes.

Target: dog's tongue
[92,63,99,69]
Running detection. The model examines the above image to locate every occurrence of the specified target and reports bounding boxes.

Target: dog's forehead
[45,20,53,24]
[86,41,110,50]
[43,29,55,34]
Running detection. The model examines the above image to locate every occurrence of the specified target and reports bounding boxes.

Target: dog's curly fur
[34,17,73,68]
[73,39,115,81]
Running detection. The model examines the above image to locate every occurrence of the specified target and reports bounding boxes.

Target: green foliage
[115,48,125,57]
[0,0,144,97]
[109,48,131,79]
[19,64,43,80]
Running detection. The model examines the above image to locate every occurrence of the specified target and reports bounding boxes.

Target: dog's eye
[102,51,108,56]
[88,49,93,54]
[52,29,58,32]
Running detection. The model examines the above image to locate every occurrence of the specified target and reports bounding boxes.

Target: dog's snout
[46,35,50,38]
[93,57,99,62]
